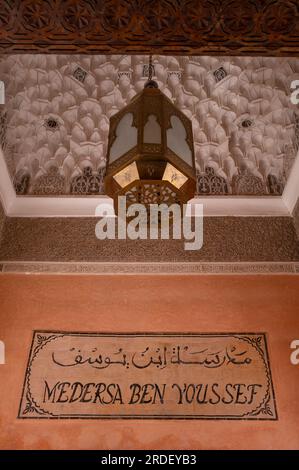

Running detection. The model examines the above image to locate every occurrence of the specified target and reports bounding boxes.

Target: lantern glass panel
[110,113,137,163]
[163,162,188,189]
[113,161,139,188]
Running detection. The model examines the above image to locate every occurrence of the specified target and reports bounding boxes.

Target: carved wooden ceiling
[0,1,299,56]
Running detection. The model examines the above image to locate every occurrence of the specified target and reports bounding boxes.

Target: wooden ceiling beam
[0,0,299,56]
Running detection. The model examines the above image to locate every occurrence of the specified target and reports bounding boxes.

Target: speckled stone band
[0,216,298,263]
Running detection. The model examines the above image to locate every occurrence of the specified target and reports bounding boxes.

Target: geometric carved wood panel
[1,0,299,56]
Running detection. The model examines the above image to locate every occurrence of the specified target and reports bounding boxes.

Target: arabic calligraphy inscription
[19,332,277,419]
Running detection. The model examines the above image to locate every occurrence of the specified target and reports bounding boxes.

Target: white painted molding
[5,195,290,218]
[282,148,299,214]
[0,148,16,214]
[0,148,295,218]
[187,196,289,217]
[0,81,4,105]
[8,194,114,218]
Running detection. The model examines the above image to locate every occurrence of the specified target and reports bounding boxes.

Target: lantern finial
[144,55,158,89]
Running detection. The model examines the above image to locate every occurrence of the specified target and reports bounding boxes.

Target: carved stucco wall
[0,55,299,196]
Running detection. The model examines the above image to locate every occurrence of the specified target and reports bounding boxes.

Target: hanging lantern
[104,57,196,214]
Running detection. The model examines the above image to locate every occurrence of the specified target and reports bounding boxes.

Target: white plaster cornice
[281,146,299,215]
[0,148,16,215]
[0,147,298,218]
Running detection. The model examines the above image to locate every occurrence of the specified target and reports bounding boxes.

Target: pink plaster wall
[0,274,298,449]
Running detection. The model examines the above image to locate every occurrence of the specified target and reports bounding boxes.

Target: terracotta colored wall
[0,274,299,450]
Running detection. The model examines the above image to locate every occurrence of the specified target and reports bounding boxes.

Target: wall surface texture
[0,216,298,262]
[0,274,298,450]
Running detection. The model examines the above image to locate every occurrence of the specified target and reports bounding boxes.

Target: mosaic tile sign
[19,332,277,420]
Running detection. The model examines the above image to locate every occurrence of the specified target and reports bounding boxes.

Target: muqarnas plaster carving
[0,55,298,196]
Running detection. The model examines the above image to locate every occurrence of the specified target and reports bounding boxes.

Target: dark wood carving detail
[0,1,299,55]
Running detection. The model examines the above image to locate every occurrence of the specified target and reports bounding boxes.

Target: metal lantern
[104,58,196,214]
